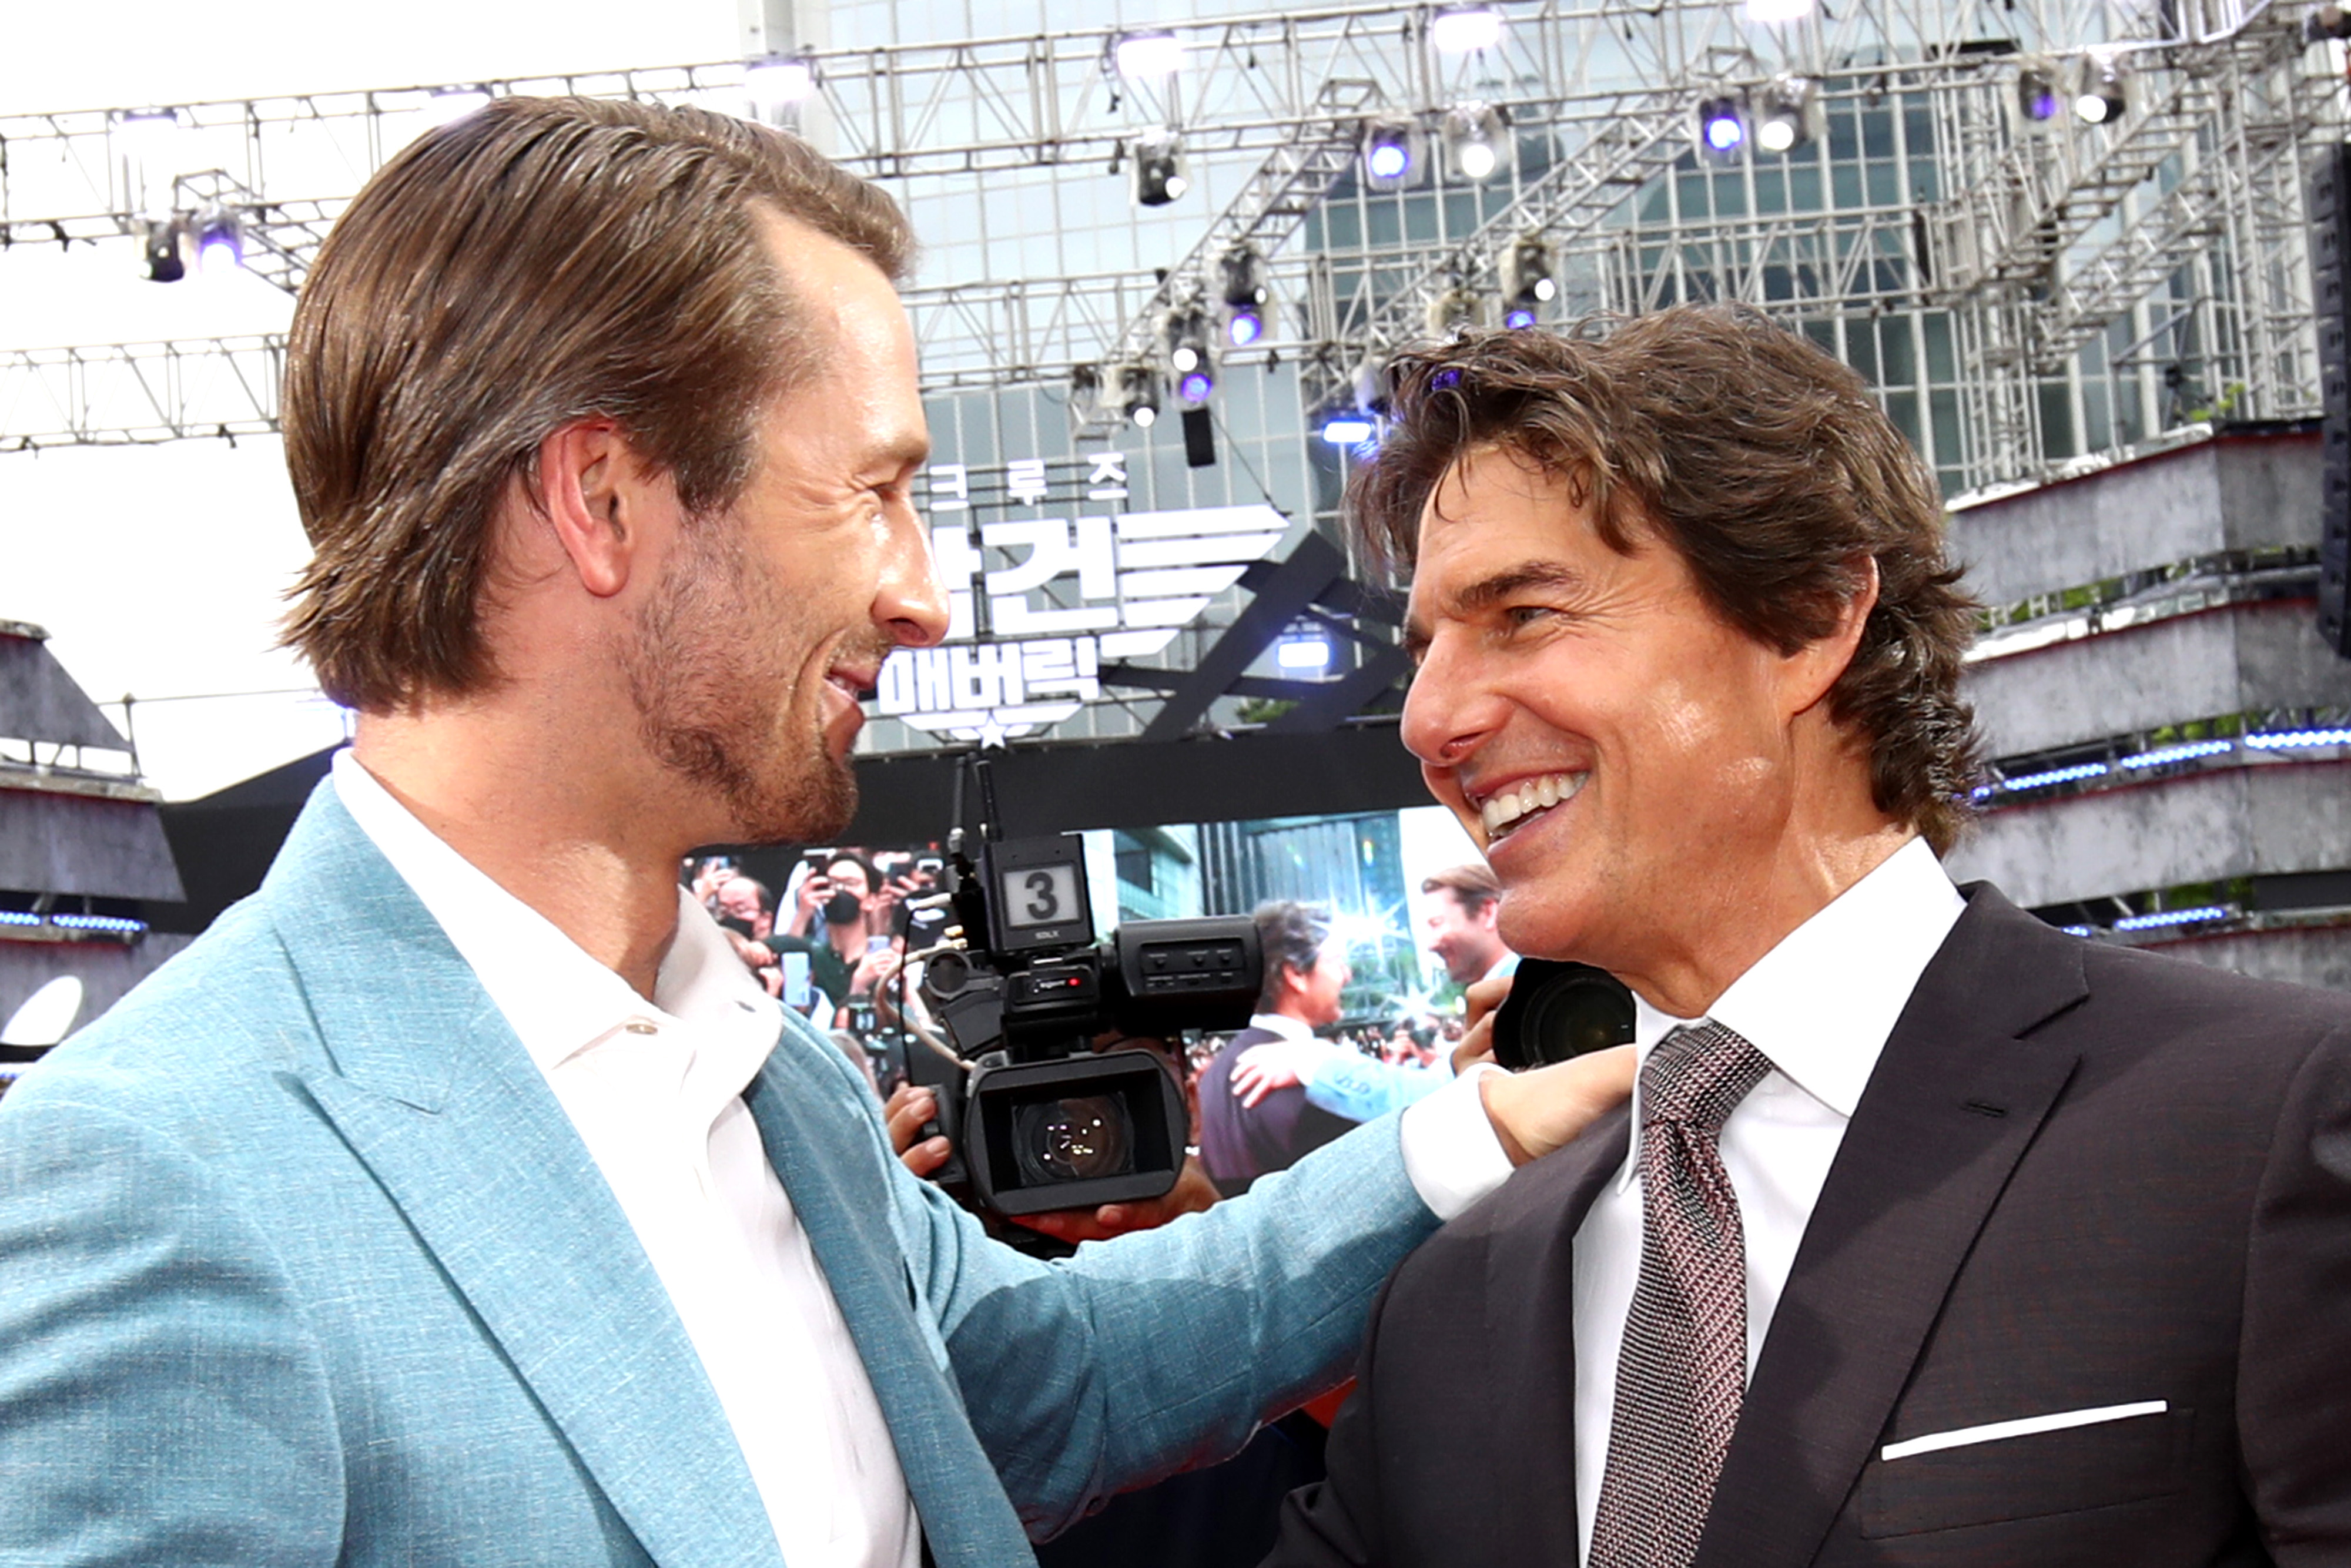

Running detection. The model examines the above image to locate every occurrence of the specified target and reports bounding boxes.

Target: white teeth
[1478,771,1587,840]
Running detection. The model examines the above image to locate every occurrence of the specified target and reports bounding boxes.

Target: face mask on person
[824,890,864,926]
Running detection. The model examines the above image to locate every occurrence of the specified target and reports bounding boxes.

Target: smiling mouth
[1475,771,1588,842]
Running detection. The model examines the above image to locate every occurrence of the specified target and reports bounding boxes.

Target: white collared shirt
[1570,836,1966,1553]
[331,752,916,1568]
[1245,1011,1317,1043]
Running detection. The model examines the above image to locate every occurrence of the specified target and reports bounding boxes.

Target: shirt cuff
[1396,1063,1515,1221]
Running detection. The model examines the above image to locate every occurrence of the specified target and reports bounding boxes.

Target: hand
[1475,1044,1637,1166]
[883,1083,952,1178]
[1228,1039,1328,1107]
[850,946,903,997]
[724,929,773,973]
[796,875,831,916]
[1010,1155,1220,1244]
[1451,971,1514,1074]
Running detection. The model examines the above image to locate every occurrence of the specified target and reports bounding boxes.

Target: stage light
[2245,725,2351,749]
[1697,96,1749,162]
[1361,116,1424,192]
[1429,7,1503,52]
[1113,30,1184,78]
[2113,906,2228,933]
[1320,416,1377,445]
[2017,58,2064,126]
[1164,309,1215,404]
[1501,233,1556,329]
[1117,364,1161,427]
[425,88,491,126]
[1426,285,1483,336]
[2074,56,2126,124]
[138,216,186,283]
[193,206,243,276]
[1218,246,1270,347]
[1744,0,1815,21]
[1753,74,1821,154]
[746,54,818,108]
[1441,102,1509,183]
[2118,739,2235,769]
[1130,129,1188,206]
[1069,363,1104,424]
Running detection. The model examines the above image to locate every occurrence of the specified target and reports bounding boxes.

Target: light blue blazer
[0,782,1439,1567]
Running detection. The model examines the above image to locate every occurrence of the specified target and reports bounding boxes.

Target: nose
[1399,628,1504,769]
[876,502,950,649]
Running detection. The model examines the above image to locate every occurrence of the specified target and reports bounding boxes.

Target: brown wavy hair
[1353,304,1981,852]
[280,96,913,712]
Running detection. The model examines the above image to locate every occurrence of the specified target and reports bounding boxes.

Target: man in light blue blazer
[0,97,1628,1567]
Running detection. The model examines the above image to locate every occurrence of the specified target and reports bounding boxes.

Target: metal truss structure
[1,0,2346,494]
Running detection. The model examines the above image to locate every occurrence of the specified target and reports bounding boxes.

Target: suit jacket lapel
[1695,886,2087,1568]
[742,1044,1034,1568]
[266,785,784,1568]
[1489,1104,1632,1568]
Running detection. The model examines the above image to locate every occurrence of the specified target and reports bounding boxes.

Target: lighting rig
[1440,102,1509,182]
[1218,246,1271,349]
[1359,115,1424,192]
[1499,234,1556,329]
[1128,128,1190,207]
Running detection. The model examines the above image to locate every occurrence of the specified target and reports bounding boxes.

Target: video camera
[906,792,1261,1218]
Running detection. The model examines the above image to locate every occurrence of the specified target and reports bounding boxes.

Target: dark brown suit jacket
[1269,886,2351,1566]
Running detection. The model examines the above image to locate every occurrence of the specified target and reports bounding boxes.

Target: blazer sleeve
[885,1107,1439,1540]
[1304,1056,1450,1124]
[2239,1019,2351,1560]
[0,1091,346,1566]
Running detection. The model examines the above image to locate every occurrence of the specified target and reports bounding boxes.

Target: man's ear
[1783,555,1880,718]
[537,418,652,600]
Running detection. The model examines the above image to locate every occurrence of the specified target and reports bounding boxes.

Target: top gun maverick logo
[872,452,1288,746]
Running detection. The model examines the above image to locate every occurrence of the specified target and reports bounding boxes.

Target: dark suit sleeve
[1264,1272,1398,1567]
[2240,1020,2351,1559]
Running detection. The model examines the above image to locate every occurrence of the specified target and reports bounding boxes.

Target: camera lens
[1492,960,1636,1070]
[1014,1094,1135,1185]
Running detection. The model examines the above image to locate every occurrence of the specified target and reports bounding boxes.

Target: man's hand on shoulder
[1474,1045,1636,1166]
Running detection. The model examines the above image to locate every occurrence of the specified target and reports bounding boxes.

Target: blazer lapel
[1489,1104,1632,1568]
[1695,886,2087,1568]
[266,785,784,1568]
[742,1043,1035,1568]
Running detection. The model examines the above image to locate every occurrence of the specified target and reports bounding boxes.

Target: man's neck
[353,709,702,1000]
[1616,819,1917,1020]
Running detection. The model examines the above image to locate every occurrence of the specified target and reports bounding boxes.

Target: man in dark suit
[1198,900,1361,1192]
[1270,306,2351,1567]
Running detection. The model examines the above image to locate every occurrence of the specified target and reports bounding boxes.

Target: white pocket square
[1880,1400,2169,1462]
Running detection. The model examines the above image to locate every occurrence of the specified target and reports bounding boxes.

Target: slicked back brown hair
[1355,304,1981,853]
[281,95,914,711]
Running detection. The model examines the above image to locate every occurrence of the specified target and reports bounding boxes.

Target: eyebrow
[1403,560,1591,657]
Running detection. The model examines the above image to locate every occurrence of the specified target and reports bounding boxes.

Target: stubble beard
[619,514,860,845]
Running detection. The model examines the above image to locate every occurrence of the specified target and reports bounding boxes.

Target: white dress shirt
[332,752,917,1568]
[1570,836,1967,1553]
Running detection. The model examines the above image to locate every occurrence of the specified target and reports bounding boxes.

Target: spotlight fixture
[424,87,491,126]
[138,216,186,283]
[1164,308,1216,405]
[1218,246,1270,348]
[2074,55,2127,124]
[192,205,244,275]
[2016,58,2064,126]
[1696,95,1750,162]
[1069,363,1104,424]
[1440,102,1509,183]
[1319,416,1378,446]
[1360,115,1424,192]
[745,54,819,108]
[1112,29,1185,78]
[1752,73,1822,155]
[1429,6,1504,53]
[1129,129,1189,206]
[1500,234,1557,329]
[1117,364,1162,427]
[1426,285,1483,337]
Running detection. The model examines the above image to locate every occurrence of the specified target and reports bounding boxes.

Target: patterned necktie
[1587,1021,1774,1568]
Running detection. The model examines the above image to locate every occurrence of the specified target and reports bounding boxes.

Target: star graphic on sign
[976,717,1010,749]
